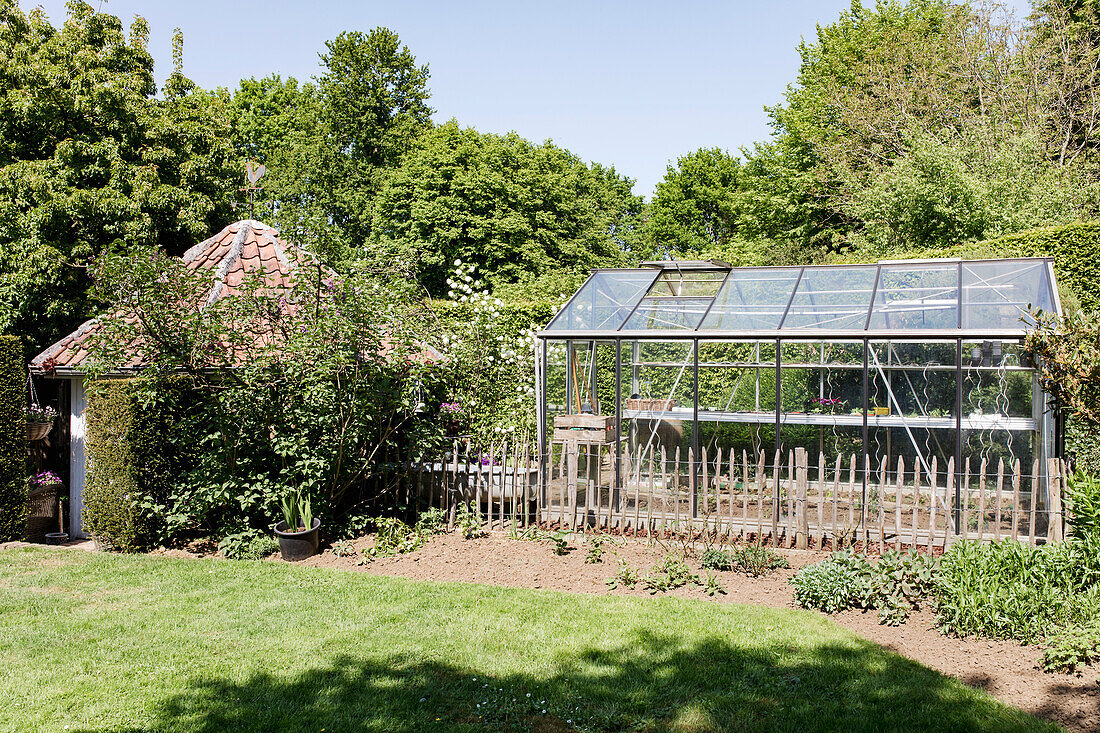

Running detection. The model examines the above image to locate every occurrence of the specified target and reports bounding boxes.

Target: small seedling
[585,536,605,564]
[606,557,639,589]
[702,570,727,597]
[551,530,571,555]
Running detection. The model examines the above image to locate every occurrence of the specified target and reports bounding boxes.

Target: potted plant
[26,405,58,441]
[274,492,320,561]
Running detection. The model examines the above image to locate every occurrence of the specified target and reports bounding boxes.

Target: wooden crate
[553,414,615,445]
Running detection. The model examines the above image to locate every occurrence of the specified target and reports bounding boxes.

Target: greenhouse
[534,257,1066,547]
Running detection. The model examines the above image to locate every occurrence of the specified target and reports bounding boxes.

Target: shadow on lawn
[95,630,1053,733]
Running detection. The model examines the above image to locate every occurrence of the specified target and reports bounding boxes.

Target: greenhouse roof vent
[639,260,732,270]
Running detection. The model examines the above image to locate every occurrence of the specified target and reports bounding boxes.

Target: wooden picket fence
[397,441,1067,550]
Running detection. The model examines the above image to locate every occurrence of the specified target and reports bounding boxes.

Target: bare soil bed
[291,531,1100,733]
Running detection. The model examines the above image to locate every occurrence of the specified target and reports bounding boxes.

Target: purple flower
[440,402,463,414]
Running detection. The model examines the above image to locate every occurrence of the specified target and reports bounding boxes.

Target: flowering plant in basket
[26,405,58,423]
[27,471,63,491]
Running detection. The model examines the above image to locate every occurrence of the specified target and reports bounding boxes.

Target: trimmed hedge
[0,336,25,541]
[84,377,190,550]
[837,221,1100,311]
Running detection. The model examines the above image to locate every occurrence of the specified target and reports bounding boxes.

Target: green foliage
[455,503,485,540]
[0,2,236,352]
[217,529,278,561]
[228,28,431,263]
[790,549,935,624]
[585,536,605,564]
[1066,470,1100,551]
[605,557,640,590]
[1025,308,1100,426]
[370,120,643,295]
[935,540,1100,643]
[364,517,423,559]
[84,380,150,551]
[732,544,791,577]
[87,247,442,541]
[699,548,733,571]
[0,336,24,542]
[701,570,727,597]
[642,554,698,595]
[363,508,445,560]
[1039,620,1100,673]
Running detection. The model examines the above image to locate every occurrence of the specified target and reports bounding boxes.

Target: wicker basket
[26,484,59,543]
[26,421,53,441]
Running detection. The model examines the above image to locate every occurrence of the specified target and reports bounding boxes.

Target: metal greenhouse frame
[535,257,1065,544]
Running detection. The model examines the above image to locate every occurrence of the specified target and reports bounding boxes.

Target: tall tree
[370,121,643,295]
[228,28,432,263]
[0,1,236,351]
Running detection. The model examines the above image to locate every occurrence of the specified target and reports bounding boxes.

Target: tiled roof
[31,220,323,374]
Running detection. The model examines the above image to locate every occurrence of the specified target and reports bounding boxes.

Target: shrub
[1040,621,1100,673]
[934,539,1100,643]
[218,530,278,560]
[0,336,25,541]
[733,545,790,577]
[84,380,147,551]
[1065,470,1100,572]
[790,549,935,624]
[790,552,875,614]
[700,548,733,571]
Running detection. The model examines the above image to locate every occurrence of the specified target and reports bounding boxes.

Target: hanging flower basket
[25,405,58,442]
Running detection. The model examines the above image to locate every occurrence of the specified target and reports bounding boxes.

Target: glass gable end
[544,258,1059,335]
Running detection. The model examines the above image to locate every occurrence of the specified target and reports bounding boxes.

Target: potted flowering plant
[274,492,320,561]
[26,405,58,441]
[26,471,64,543]
[809,397,844,415]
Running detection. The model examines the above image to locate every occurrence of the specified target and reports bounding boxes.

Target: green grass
[0,547,1058,733]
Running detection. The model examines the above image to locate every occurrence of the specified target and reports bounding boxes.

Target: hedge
[0,336,25,541]
[837,221,1100,311]
[84,377,191,550]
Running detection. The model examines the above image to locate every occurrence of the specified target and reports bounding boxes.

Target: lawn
[0,547,1058,733]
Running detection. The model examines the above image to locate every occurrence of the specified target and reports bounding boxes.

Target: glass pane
[623,297,713,330]
[546,270,657,331]
[781,266,877,330]
[700,268,801,331]
[643,269,727,298]
[869,264,959,330]
[962,261,1055,331]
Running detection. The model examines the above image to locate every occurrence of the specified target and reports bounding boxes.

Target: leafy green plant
[456,503,486,539]
[218,530,279,561]
[790,549,934,623]
[935,539,1100,643]
[700,548,733,571]
[733,544,790,577]
[550,530,571,555]
[702,570,727,597]
[414,507,447,536]
[1040,621,1100,673]
[1066,469,1100,573]
[367,517,421,558]
[331,539,356,558]
[642,554,699,594]
[605,557,640,590]
[585,536,605,564]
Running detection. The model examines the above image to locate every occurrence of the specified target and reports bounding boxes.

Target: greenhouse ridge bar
[536,257,1063,542]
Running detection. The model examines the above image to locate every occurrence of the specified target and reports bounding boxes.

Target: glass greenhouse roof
[544,258,1059,337]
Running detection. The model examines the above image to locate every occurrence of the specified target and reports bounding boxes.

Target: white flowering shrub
[438,259,547,442]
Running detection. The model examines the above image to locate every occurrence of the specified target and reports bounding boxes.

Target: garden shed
[534,257,1066,547]
[28,220,324,538]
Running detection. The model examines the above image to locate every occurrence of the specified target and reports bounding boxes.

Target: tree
[369,120,644,296]
[0,1,236,352]
[227,28,432,263]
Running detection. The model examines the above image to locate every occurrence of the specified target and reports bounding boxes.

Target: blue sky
[33,1,1031,199]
